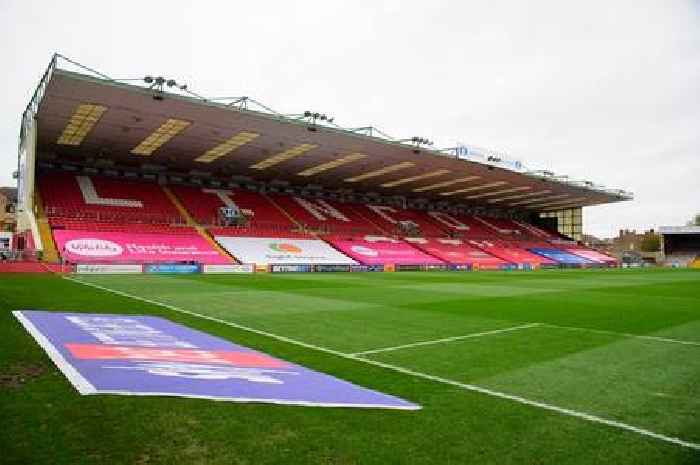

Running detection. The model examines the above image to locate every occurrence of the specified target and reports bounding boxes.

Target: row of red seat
[41,172,181,224]
[48,218,198,235]
[37,172,568,246]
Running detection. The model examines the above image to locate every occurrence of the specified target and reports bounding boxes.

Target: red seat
[169,185,305,238]
[355,205,449,237]
[40,172,183,225]
[405,237,509,267]
[269,195,383,236]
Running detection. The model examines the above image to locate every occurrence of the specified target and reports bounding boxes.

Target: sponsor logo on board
[269,243,302,253]
[65,239,123,257]
[351,245,379,257]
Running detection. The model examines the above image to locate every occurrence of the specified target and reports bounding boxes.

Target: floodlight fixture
[142,75,190,101]
[303,110,335,131]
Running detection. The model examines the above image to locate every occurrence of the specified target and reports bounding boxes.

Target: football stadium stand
[24,169,623,270]
[660,226,700,268]
[8,55,633,272]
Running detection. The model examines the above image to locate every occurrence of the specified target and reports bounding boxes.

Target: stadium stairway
[269,195,385,236]
[514,220,558,240]
[34,190,59,263]
[263,192,307,232]
[690,256,700,269]
[349,205,392,236]
[162,186,237,263]
[472,216,509,236]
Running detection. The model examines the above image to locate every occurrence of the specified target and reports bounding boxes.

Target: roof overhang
[659,226,700,235]
[27,57,633,212]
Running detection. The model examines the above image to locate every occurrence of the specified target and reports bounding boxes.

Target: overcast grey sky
[1,0,698,237]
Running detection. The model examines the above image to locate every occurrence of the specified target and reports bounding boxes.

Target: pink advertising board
[483,247,555,265]
[421,245,507,266]
[566,249,616,263]
[53,230,230,264]
[329,239,444,265]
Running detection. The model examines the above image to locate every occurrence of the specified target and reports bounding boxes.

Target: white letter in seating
[294,197,349,222]
[202,189,240,208]
[77,176,143,207]
[428,211,469,230]
[368,205,398,224]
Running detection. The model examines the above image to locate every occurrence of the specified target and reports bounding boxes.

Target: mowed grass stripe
[3,270,699,465]
[75,275,526,353]
[64,275,700,451]
[368,324,700,443]
[352,323,542,355]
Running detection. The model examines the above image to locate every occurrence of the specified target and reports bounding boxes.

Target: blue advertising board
[528,248,592,265]
[14,311,419,409]
[144,264,201,273]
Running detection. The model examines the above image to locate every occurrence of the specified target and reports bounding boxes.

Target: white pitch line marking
[542,323,700,348]
[61,276,700,451]
[351,323,541,356]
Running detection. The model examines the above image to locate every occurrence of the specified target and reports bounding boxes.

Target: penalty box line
[541,323,700,348]
[62,276,700,452]
[351,323,542,356]
[353,321,700,357]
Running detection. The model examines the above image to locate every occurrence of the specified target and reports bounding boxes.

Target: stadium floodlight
[344,162,415,182]
[250,143,318,170]
[412,176,481,192]
[303,111,334,131]
[400,136,434,154]
[380,169,451,188]
[411,137,433,145]
[297,153,367,176]
[439,181,507,197]
[195,131,260,163]
[465,186,532,199]
[527,170,555,177]
[142,75,189,100]
[56,103,108,146]
[130,119,191,156]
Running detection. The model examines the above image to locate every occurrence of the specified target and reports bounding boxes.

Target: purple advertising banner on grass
[13,311,419,410]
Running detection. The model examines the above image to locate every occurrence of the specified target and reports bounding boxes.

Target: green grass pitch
[1,268,699,465]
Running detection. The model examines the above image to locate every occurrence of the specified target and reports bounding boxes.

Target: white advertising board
[202,264,255,273]
[76,264,143,274]
[214,237,357,265]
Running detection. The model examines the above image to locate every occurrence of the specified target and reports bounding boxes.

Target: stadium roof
[659,226,700,235]
[24,54,633,212]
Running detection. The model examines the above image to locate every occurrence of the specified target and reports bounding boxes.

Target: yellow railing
[34,191,60,262]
